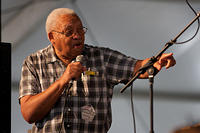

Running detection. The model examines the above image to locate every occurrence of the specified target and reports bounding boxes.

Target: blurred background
[1,0,200,133]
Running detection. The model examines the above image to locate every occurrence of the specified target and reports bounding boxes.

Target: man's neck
[59,56,72,66]
[54,48,72,66]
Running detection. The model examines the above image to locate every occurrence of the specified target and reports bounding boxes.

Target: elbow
[20,95,38,124]
[21,106,35,124]
[25,117,35,124]
[26,119,35,124]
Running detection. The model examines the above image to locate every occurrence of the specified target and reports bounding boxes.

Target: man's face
[50,14,85,60]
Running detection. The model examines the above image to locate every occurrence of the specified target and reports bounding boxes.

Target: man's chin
[73,45,84,54]
[71,50,83,58]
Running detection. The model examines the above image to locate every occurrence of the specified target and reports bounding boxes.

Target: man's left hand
[153,53,176,71]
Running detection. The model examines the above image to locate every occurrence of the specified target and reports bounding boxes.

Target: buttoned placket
[62,83,73,131]
[57,60,74,131]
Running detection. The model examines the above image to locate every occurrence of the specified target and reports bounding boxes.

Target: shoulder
[84,44,119,55]
[21,45,57,74]
[23,44,54,65]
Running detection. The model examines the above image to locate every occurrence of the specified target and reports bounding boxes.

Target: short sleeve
[104,48,138,85]
[19,58,40,101]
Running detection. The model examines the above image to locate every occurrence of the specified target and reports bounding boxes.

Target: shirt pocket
[82,67,107,107]
[86,67,105,95]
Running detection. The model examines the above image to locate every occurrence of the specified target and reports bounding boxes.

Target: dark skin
[20,14,176,124]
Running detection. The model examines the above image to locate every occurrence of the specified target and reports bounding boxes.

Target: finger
[153,62,162,71]
[166,60,171,69]
[72,61,82,67]
[159,53,173,64]
[73,62,86,72]
[82,66,87,71]
[156,65,162,71]
[68,66,82,78]
[166,58,176,69]
[162,53,173,58]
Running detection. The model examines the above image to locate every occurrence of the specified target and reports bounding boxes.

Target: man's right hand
[61,62,86,85]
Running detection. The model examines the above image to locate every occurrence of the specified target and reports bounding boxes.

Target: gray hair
[45,8,76,37]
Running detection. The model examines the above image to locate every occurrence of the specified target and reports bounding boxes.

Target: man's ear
[48,32,54,41]
[48,32,54,43]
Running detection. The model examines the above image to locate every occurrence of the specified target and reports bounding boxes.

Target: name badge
[81,105,96,122]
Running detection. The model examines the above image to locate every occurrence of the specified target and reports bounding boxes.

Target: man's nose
[71,32,82,40]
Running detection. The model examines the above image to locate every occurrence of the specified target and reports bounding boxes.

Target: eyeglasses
[52,27,87,37]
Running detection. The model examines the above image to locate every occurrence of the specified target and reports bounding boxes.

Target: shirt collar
[45,44,89,64]
[45,44,58,64]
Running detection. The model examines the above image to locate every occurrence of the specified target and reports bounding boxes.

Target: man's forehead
[57,15,82,28]
[59,14,80,23]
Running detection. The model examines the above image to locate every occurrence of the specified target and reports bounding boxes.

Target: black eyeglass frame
[51,27,88,37]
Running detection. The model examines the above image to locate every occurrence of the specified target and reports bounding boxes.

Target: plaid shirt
[19,44,137,133]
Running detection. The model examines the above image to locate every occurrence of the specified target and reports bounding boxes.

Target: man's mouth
[72,43,82,48]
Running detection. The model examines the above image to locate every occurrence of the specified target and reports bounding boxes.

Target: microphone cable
[130,84,137,133]
[129,2,199,133]
[174,0,200,45]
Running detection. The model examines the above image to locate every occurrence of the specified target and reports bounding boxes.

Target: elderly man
[19,8,176,133]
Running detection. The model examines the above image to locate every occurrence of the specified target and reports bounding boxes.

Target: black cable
[129,2,199,132]
[174,0,200,44]
[130,84,136,133]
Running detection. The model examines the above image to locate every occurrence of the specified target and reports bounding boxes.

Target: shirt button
[67,124,71,128]
[68,108,71,112]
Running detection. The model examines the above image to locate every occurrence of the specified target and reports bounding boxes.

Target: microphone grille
[76,55,84,63]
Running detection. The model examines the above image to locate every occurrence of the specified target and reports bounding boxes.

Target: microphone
[76,55,89,96]
[75,55,84,64]
[70,55,88,96]
[71,55,84,80]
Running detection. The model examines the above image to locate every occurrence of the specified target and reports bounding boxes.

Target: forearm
[134,53,176,79]
[20,77,69,124]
